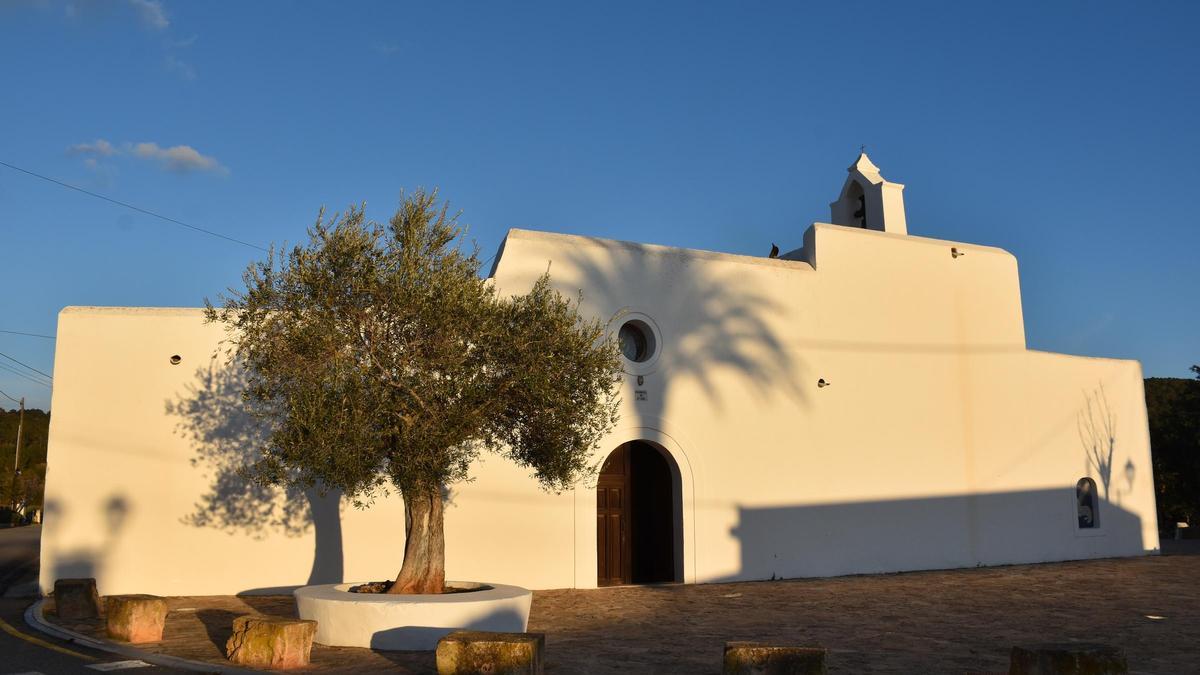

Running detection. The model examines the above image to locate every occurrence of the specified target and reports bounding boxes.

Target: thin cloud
[128,0,168,30]
[165,53,196,80]
[68,139,118,157]
[59,0,169,30]
[27,2,191,73]
[129,142,226,174]
[84,158,118,187]
[373,42,400,56]
[66,138,227,175]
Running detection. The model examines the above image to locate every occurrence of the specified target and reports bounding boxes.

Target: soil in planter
[348,581,488,594]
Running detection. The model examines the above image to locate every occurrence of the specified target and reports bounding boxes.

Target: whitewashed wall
[40,223,1159,595]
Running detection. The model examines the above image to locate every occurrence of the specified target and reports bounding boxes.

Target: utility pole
[10,397,23,516]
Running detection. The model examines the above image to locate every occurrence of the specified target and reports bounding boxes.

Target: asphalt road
[0,525,182,674]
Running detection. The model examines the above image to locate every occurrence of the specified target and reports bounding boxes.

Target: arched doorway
[597,441,679,586]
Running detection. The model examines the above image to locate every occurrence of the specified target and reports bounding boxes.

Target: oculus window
[619,320,656,363]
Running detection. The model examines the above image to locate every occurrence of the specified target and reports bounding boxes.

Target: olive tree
[206,190,622,594]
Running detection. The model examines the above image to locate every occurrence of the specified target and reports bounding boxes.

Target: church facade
[40,156,1159,596]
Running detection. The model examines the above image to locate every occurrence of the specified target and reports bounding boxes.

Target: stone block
[723,642,827,675]
[225,615,317,670]
[53,578,101,620]
[1009,644,1128,674]
[436,630,546,675]
[105,594,168,643]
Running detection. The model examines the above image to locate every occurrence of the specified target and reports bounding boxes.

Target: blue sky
[1,1,1197,410]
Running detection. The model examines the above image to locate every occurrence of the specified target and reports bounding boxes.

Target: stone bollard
[225,615,317,670]
[105,595,169,643]
[723,642,827,675]
[1009,644,1127,674]
[53,578,101,620]
[436,630,546,675]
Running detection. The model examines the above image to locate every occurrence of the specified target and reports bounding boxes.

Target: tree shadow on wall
[43,495,129,585]
[165,360,345,586]
[1078,383,1120,501]
[556,238,809,431]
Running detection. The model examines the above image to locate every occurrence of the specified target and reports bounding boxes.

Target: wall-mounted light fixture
[636,375,644,386]
[817,378,830,388]
[169,354,182,365]
[951,247,965,259]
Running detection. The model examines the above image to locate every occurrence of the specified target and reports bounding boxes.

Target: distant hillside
[0,407,49,519]
[1145,377,1200,534]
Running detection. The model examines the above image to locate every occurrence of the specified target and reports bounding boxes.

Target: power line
[0,359,49,381]
[0,361,50,387]
[0,159,269,252]
[0,351,52,380]
[0,388,20,405]
[0,363,50,389]
[0,330,55,340]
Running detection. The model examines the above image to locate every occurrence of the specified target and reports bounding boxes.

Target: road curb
[24,599,257,674]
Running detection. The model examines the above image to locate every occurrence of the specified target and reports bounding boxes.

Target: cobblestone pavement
[48,554,1200,674]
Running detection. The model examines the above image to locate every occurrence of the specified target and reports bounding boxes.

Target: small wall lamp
[169,354,182,365]
[817,378,830,388]
[951,247,965,259]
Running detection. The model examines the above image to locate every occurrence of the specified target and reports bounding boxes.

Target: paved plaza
[44,552,1200,674]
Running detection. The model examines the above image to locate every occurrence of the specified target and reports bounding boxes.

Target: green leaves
[1145,375,1200,529]
[208,189,622,505]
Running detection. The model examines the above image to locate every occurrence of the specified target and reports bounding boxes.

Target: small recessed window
[618,320,655,363]
[169,355,182,365]
[1076,477,1099,529]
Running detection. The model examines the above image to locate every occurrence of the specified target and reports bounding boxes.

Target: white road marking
[86,661,152,671]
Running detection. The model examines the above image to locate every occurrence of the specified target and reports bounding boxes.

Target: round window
[618,320,655,363]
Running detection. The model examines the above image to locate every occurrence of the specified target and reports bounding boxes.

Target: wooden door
[597,445,631,586]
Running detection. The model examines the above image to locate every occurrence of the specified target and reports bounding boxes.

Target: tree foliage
[206,190,622,590]
[0,407,48,523]
[1144,370,1200,533]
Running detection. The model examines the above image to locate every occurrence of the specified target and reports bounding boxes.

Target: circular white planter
[293,582,532,651]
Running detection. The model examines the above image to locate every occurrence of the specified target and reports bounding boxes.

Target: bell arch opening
[596,440,682,586]
[846,179,867,228]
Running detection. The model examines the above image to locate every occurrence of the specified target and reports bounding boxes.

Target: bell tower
[829,152,908,235]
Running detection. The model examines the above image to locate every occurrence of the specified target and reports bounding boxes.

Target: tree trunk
[389,487,446,594]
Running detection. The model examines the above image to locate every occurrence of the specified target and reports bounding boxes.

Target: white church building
[40,155,1159,596]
